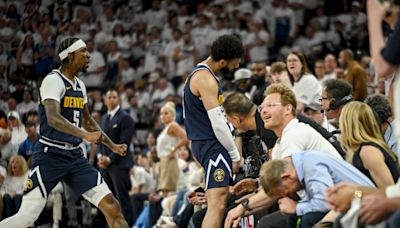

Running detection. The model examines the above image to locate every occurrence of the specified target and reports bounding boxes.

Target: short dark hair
[365,94,391,124]
[222,92,255,117]
[323,79,352,101]
[341,49,354,59]
[210,35,244,62]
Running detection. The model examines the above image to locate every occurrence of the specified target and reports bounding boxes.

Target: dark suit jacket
[97,108,134,169]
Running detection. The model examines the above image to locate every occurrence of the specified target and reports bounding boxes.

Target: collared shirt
[108,105,120,120]
[384,122,399,163]
[291,151,375,216]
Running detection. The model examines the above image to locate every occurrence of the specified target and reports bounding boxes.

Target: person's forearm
[85,115,115,150]
[386,198,400,212]
[172,138,188,152]
[242,203,272,216]
[48,112,88,138]
[368,9,394,78]
[248,188,277,210]
[359,186,385,196]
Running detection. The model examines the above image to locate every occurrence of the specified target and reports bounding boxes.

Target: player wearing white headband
[0,37,130,228]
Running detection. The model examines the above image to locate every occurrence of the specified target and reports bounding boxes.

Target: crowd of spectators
[0,0,398,227]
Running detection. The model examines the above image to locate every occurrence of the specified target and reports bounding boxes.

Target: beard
[251,76,265,87]
[219,67,234,80]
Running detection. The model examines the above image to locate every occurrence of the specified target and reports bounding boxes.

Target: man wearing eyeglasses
[320,79,353,128]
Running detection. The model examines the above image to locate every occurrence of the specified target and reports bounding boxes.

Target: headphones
[329,94,353,110]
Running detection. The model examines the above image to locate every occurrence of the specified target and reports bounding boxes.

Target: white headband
[58,39,87,60]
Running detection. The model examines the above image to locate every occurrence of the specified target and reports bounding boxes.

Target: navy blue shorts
[191,139,232,189]
[25,142,103,199]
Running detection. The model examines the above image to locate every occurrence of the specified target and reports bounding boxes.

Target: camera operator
[222,92,277,180]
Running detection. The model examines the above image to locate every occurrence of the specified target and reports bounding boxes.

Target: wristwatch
[354,190,363,199]
[240,198,252,211]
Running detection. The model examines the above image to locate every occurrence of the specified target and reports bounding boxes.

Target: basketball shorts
[191,139,233,189]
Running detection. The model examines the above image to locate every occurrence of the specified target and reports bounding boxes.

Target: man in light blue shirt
[259,150,375,227]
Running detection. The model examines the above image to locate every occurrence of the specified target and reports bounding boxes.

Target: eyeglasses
[318,97,330,102]
[257,103,282,112]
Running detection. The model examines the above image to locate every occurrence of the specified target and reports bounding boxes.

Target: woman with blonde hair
[156,102,189,196]
[339,101,399,187]
[1,155,29,219]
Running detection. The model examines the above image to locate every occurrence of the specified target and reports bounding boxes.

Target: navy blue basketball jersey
[39,71,84,147]
[183,64,223,140]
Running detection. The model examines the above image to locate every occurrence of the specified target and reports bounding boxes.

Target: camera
[241,133,269,178]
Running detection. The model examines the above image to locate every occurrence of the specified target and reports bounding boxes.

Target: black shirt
[255,111,277,150]
[352,141,399,185]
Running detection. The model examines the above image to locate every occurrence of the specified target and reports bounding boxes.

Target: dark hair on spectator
[58,37,80,66]
[179,145,194,162]
[172,28,182,36]
[341,49,354,59]
[323,79,352,101]
[222,92,255,117]
[365,94,392,124]
[21,17,33,33]
[20,34,34,50]
[113,24,125,36]
[210,35,244,61]
[27,110,39,116]
[287,51,312,83]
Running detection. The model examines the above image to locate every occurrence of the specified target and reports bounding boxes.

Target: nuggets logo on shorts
[213,168,225,182]
[24,179,33,191]
[218,94,224,105]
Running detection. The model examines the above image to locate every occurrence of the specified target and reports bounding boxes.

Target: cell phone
[194,187,205,193]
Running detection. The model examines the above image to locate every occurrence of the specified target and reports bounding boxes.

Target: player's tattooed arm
[44,99,101,143]
[82,104,117,149]
[44,99,88,138]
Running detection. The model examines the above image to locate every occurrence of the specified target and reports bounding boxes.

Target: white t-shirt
[163,39,183,79]
[130,166,156,194]
[17,101,38,116]
[244,30,270,63]
[272,119,342,160]
[1,172,28,195]
[293,74,322,106]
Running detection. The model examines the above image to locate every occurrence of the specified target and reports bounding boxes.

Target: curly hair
[210,35,244,61]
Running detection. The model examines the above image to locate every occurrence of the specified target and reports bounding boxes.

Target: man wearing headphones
[320,79,353,129]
